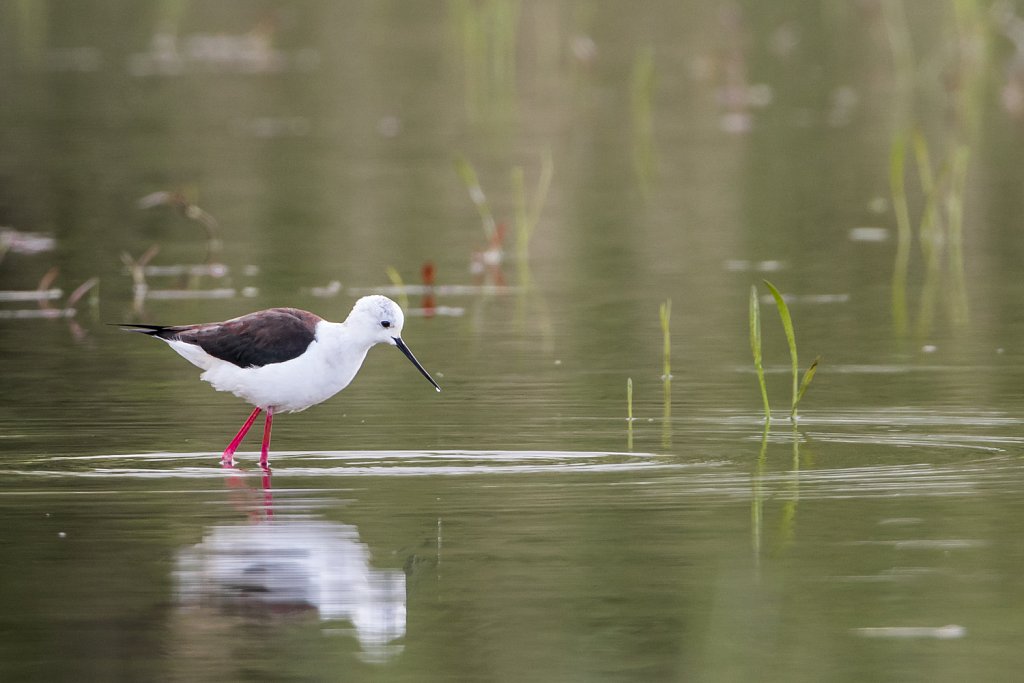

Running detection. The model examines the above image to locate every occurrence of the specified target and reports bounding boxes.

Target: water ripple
[2,450,684,479]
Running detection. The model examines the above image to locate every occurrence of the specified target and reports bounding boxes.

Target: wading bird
[120,295,440,468]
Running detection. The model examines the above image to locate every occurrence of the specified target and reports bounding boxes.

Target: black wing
[122,308,320,368]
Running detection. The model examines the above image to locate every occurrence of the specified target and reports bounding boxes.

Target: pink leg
[258,407,274,469]
[221,406,262,467]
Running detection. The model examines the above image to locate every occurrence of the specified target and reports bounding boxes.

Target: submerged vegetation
[630,45,656,193]
[137,189,222,261]
[449,0,520,121]
[456,150,553,290]
[454,155,497,242]
[511,149,554,289]
[888,132,971,338]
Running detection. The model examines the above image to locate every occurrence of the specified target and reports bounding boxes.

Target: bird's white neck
[317,320,375,371]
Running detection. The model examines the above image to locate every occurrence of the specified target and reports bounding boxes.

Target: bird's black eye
[381,321,391,329]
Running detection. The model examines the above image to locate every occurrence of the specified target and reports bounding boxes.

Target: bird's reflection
[174,467,406,663]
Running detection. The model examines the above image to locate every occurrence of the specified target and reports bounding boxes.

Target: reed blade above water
[751,281,820,422]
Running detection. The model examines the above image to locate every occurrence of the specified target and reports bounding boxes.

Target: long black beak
[393,337,441,392]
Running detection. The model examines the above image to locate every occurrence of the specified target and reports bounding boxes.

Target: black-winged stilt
[120,295,440,468]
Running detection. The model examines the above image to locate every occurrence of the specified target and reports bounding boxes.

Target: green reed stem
[763,281,797,410]
[749,285,770,422]
[763,280,818,422]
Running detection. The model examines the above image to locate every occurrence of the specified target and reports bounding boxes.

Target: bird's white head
[347,294,406,344]
[345,295,441,392]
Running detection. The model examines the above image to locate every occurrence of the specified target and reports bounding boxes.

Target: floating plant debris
[137,190,219,242]
[852,625,966,640]
[306,280,343,298]
[347,284,518,296]
[0,308,77,320]
[0,229,57,255]
[230,116,311,138]
[0,288,62,302]
[128,32,320,77]
[140,263,230,278]
[725,259,787,272]
[404,306,464,318]
[848,227,889,242]
[143,287,258,301]
[758,293,850,305]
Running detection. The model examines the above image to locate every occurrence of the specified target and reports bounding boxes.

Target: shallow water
[5,436,1024,681]
[4,1,1024,681]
